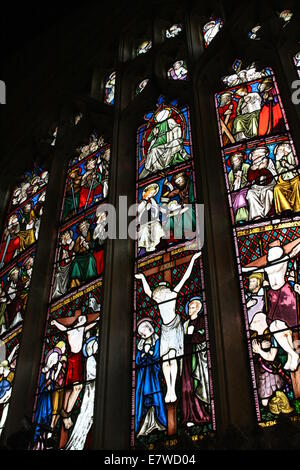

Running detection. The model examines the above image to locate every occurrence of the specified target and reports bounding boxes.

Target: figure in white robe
[137,184,165,253]
[0,344,19,436]
[203,19,223,46]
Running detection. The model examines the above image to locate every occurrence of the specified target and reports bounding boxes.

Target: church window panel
[136,40,152,56]
[221,62,272,87]
[137,166,196,258]
[294,52,300,77]
[0,191,46,270]
[248,25,261,41]
[167,60,188,81]
[0,330,21,435]
[222,134,299,226]
[137,102,192,181]
[31,138,110,450]
[165,24,183,39]
[61,145,110,223]
[279,10,293,25]
[74,113,83,126]
[0,166,49,436]
[51,207,105,300]
[0,249,36,333]
[202,18,223,48]
[215,62,300,426]
[71,134,105,167]
[217,67,287,148]
[51,127,59,146]
[32,281,101,449]
[104,72,116,106]
[136,79,149,96]
[132,97,215,449]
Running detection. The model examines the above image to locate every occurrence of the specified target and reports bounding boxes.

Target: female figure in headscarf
[135,319,167,437]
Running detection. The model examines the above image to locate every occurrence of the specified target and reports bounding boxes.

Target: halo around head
[155,108,171,122]
[142,183,159,199]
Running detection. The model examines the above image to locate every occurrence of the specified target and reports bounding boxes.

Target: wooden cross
[138,248,195,436]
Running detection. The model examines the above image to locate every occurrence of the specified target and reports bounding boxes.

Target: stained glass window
[104,72,116,106]
[74,113,83,126]
[0,166,49,436]
[165,24,183,39]
[51,127,59,146]
[136,79,149,96]
[132,96,215,449]
[279,10,293,25]
[202,18,224,48]
[215,61,300,426]
[248,25,261,41]
[167,60,188,81]
[294,51,300,77]
[31,134,111,450]
[137,40,152,56]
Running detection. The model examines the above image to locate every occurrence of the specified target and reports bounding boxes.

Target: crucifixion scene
[2,0,300,453]
[134,249,212,445]
[240,226,300,420]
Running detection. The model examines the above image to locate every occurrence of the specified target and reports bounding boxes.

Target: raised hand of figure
[191,252,201,262]
[135,273,145,281]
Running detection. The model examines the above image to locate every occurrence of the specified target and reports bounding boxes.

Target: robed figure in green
[140,108,189,179]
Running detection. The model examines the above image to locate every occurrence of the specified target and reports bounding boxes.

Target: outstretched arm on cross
[174,251,201,293]
[135,273,152,298]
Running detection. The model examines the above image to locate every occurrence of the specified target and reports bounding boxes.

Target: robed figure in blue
[33,349,58,445]
[135,319,167,437]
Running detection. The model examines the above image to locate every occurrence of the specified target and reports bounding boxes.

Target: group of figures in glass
[0,167,49,437]
[33,284,101,450]
[216,60,300,423]
[217,66,300,226]
[133,97,214,449]
[136,103,198,261]
[104,19,224,106]
[30,136,111,450]
[1,9,298,451]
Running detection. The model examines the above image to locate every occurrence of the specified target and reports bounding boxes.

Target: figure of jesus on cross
[135,251,201,406]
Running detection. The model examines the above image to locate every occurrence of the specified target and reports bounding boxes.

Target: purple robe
[267,282,297,328]
[181,316,210,425]
[231,187,248,213]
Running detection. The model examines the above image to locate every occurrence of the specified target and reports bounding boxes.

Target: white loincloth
[160,314,184,358]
